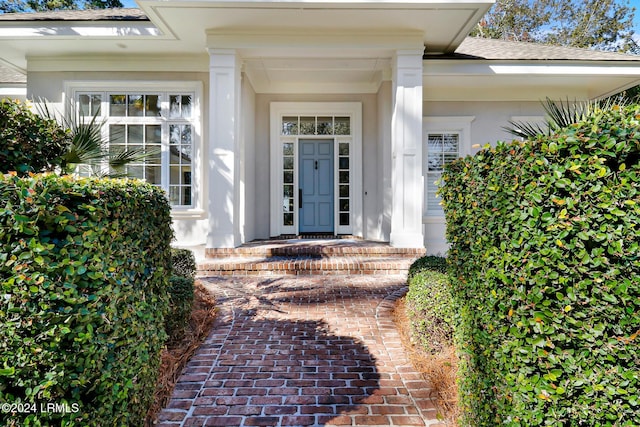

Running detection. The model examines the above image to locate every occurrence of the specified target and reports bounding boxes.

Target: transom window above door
[281,115,351,136]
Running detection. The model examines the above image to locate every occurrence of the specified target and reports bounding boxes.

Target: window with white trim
[423,117,474,216]
[425,132,459,215]
[75,90,197,207]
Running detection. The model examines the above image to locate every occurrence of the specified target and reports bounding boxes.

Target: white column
[207,48,241,248]
[390,49,424,248]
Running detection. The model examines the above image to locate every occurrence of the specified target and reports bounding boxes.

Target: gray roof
[0,8,147,21]
[452,36,640,61]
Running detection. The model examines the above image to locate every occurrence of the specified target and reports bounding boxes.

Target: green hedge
[166,249,196,341]
[165,276,195,342]
[0,173,173,426]
[406,257,453,354]
[439,104,640,426]
[0,99,69,176]
[171,248,196,279]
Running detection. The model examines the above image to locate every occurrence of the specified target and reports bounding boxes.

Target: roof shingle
[452,36,640,61]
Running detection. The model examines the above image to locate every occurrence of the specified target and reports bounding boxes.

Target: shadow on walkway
[164,314,380,426]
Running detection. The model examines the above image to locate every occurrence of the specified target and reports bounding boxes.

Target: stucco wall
[241,76,257,243]
[422,100,547,254]
[424,100,546,152]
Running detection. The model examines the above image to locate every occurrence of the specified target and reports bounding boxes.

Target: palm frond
[504,97,601,139]
[33,98,162,179]
[108,147,161,169]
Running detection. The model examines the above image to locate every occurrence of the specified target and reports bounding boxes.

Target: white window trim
[270,102,363,237]
[63,81,204,218]
[423,116,474,222]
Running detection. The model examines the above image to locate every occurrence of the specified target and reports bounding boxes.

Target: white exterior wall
[422,100,546,254]
[26,71,551,252]
[376,80,393,242]
[242,75,257,243]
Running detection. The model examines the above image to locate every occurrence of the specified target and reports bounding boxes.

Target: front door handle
[299,188,302,209]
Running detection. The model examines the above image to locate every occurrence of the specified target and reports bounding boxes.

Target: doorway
[299,139,334,233]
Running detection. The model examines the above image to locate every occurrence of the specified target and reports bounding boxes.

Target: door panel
[299,139,334,233]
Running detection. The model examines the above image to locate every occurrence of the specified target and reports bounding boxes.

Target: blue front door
[299,139,334,233]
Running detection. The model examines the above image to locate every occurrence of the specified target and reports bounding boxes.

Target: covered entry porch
[198,1,493,251]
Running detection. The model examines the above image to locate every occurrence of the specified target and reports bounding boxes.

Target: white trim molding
[269,102,363,238]
[423,116,474,219]
[62,80,204,219]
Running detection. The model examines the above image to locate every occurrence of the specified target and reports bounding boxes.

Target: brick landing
[199,240,426,276]
[157,276,443,427]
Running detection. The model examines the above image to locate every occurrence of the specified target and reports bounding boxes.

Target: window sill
[171,208,206,220]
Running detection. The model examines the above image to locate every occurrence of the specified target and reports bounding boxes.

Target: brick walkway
[157,276,443,427]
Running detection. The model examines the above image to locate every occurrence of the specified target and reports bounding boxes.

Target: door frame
[298,139,335,233]
[270,102,362,237]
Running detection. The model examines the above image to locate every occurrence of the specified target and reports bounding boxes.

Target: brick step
[197,256,416,276]
[205,244,425,259]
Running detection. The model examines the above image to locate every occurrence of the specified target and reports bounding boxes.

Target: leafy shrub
[406,257,454,354]
[0,173,173,426]
[408,255,448,278]
[0,99,69,176]
[440,104,640,426]
[165,275,195,342]
[171,248,196,279]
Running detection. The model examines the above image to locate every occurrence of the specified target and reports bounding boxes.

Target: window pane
[283,213,294,226]
[283,184,294,198]
[340,213,350,226]
[299,116,315,135]
[170,94,193,119]
[282,117,298,135]
[317,117,333,135]
[283,142,294,156]
[283,156,294,170]
[338,142,349,156]
[80,94,101,116]
[109,124,126,144]
[339,171,349,184]
[339,199,349,212]
[428,154,443,172]
[145,95,161,117]
[181,95,192,118]
[128,125,143,144]
[339,185,349,197]
[339,157,349,170]
[334,117,350,135]
[283,171,294,184]
[126,165,143,179]
[128,95,144,116]
[169,186,180,205]
[145,166,162,185]
[183,185,192,205]
[79,94,91,116]
[110,95,126,116]
[426,131,460,214]
[428,134,443,150]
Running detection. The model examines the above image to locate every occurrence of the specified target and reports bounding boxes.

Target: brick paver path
[157,276,443,427]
